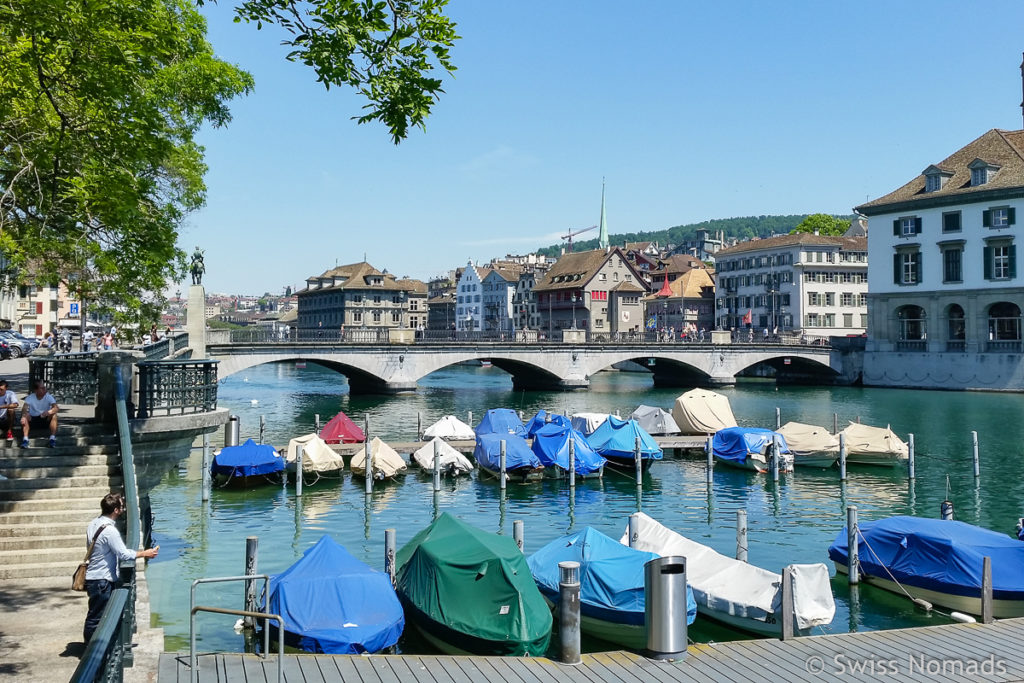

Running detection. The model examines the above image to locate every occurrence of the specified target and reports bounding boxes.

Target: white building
[454,262,484,331]
[856,128,1024,390]
[714,234,868,336]
[481,265,521,333]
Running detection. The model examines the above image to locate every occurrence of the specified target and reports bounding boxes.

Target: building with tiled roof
[296,261,428,331]
[855,127,1024,390]
[643,268,716,335]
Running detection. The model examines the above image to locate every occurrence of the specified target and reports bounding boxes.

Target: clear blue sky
[182,1,1024,295]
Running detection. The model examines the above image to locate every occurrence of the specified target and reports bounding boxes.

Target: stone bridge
[207,341,859,394]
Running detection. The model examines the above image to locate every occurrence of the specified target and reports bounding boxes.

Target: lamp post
[572,292,578,329]
[398,291,406,328]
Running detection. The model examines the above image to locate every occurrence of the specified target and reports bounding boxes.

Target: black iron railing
[135,359,218,418]
[28,356,99,404]
[69,588,129,683]
[140,332,188,360]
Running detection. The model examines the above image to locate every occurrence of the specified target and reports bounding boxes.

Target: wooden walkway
[330,435,707,457]
[158,617,1024,682]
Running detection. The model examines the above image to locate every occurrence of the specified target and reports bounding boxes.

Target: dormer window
[968,158,1001,187]
[922,165,953,193]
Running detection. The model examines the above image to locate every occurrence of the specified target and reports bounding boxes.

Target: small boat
[284,433,346,483]
[395,513,552,656]
[712,427,793,473]
[473,433,544,482]
[524,409,571,437]
[210,439,285,487]
[475,408,527,438]
[570,412,610,436]
[412,437,474,476]
[776,422,839,468]
[528,527,696,650]
[319,411,366,444]
[586,416,662,471]
[839,422,908,467]
[266,535,404,653]
[530,423,606,479]
[351,437,408,480]
[671,389,737,435]
[422,415,476,441]
[828,516,1024,618]
[625,512,835,637]
[629,405,680,436]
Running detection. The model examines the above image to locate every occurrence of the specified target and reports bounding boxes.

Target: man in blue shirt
[83,493,159,643]
[0,379,17,440]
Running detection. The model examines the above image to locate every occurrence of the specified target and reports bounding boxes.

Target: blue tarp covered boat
[266,535,404,653]
[528,527,696,649]
[585,416,662,470]
[475,408,528,438]
[210,438,285,486]
[524,410,571,437]
[828,516,1024,617]
[530,423,606,478]
[712,427,793,473]
[474,432,544,482]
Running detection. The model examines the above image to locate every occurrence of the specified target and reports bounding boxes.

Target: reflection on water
[149,363,1024,652]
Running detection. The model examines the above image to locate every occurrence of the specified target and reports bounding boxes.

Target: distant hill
[536,214,841,257]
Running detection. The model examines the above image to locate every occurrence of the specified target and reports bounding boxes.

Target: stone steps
[0,533,81,551]
[0,485,113,501]
[0,475,122,490]
[0,464,120,479]
[0,497,98,513]
[0,508,101,525]
[0,559,77,580]
[0,438,120,452]
[0,521,84,537]
[0,453,120,467]
[0,546,78,566]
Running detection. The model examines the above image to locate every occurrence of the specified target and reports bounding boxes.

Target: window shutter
[1009,208,1017,225]
[984,246,993,279]
[1011,245,1017,279]
[914,217,922,234]
[915,252,922,283]
[983,210,992,227]
[893,253,901,284]
[893,219,900,236]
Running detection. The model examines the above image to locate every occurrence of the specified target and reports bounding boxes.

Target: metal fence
[135,359,219,418]
[28,356,99,404]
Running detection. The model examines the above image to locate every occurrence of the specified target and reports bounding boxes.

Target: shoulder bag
[72,524,109,591]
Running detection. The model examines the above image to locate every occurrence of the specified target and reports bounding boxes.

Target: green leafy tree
[790,214,851,237]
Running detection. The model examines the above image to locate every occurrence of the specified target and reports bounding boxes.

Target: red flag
[742,310,752,325]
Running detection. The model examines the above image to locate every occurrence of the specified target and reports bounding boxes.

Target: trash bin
[224,415,240,447]
[644,555,688,660]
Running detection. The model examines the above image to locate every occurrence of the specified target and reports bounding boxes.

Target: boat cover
[351,437,408,479]
[319,411,365,444]
[528,527,696,626]
[395,513,552,656]
[422,415,476,440]
[624,513,835,630]
[475,409,527,438]
[211,439,284,477]
[671,389,738,435]
[839,423,908,457]
[586,416,663,461]
[828,516,1024,600]
[776,422,838,455]
[570,412,610,435]
[712,427,791,466]
[530,424,606,476]
[412,437,474,475]
[630,405,681,436]
[524,410,572,437]
[474,432,541,472]
[285,433,345,474]
[267,535,404,654]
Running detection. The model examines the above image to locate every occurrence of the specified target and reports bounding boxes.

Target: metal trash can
[644,555,688,660]
[224,415,240,447]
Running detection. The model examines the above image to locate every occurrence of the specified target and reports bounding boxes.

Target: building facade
[296,261,427,331]
[644,268,716,335]
[481,266,521,333]
[454,262,484,331]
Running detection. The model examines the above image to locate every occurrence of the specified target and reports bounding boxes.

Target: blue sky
[183,1,1024,295]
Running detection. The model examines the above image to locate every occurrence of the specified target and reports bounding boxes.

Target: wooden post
[705,436,713,484]
[295,444,304,496]
[839,432,847,481]
[499,439,507,490]
[628,512,640,548]
[972,431,980,478]
[258,415,265,444]
[981,556,993,624]
[833,412,838,435]
[775,406,780,430]
[736,509,748,562]
[780,566,794,641]
[634,436,642,486]
[364,438,373,494]
[908,433,916,480]
[201,434,210,502]
[432,439,441,492]
[847,506,859,585]
[568,436,576,488]
[243,537,258,628]
[385,529,397,587]
[513,519,524,552]
[558,561,582,665]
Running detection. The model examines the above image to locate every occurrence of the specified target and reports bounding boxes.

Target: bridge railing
[135,359,219,418]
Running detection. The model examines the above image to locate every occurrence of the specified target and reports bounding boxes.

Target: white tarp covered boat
[412,437,474,476]
[621,513,835,637]
[285,433,346,479]
[422,415,476,440]
[351,437,408,480]
[671,389,738,435]
[839,422,909,467]
[629,405,680,436]
[570,412,610,436]
[776,422,839,468]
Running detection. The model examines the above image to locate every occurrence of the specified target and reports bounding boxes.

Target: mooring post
[972,431,980,478]
[364,438,373,494]
[384,528,397,587]
[519,410,524,421]
[258,415,265,444]
[243,536,258,628]
[705,436,713,485]
[847,506,859,585]
[780,566,794,641]
[833,412,838,435]
[736,509,748,562]
[513,519,524,552]
[295,444,304,496]
[468,410,473,427]
[634,436,642,486]
[201,434,210,502]
[314,413,321,433]
[499,439,507,490]
[981,556,993,624]
[775,406,781,430]
[941,500,955,520]
[770,435,780,483]
[363,415,369,445]
[558,561,582,665]
[417,412,422,441]
[907,433,916,479]
[839,432,847,481]
[432,439,441,492]
[568,436,576,488]
[628,512,640,549]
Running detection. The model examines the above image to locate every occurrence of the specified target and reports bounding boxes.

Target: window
[925,174,942,192]
[897,305,927,341]
[984,207,1015,229]
[353,312,362,323]
[825,292,835,306]
[372,311,381,323]
[942,211,961,233]
[988,302,1021,349]
[942,247,962,283]
[807,292,820,306]
[843,314,853,328]
[860,314,868,328]
[947,304,965,344]
[613,272,619,282]
[893,251,921,285]
[841,293,854,307]
[894,216,922,236]
[600,273,606,281]
[984,242,1016,280]
[373,295,381,304]
[391,311,401,323]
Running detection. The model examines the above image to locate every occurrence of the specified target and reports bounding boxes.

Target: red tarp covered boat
[319,411,366,444]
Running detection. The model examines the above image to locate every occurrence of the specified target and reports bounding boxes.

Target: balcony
[986,340,1022,353]
[895,340,927,352]
[945,341,966,353]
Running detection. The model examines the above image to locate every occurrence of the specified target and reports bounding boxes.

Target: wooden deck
[330,435,707,457]
[158,617,1024,682]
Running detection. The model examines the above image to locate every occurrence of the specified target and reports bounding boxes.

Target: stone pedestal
[388,328,415,345]
[96,350,144,423]
[187,284,207,359]
[711,330,732,345]
[562,328,586,344]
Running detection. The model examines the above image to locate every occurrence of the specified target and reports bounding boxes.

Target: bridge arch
[213,353,395,394]
[581,352,713,388]
[730,353,839,384]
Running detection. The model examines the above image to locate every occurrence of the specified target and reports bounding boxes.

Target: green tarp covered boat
[395,513,552,656]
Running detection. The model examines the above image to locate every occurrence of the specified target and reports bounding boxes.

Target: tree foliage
[790,213,851,237]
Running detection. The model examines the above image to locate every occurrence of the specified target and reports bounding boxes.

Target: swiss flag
[742,310,752,325]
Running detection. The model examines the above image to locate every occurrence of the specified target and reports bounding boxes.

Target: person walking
[0,379,17,440]
[82,329,94,352]
[20,379,58,448]
[83,493,159,643]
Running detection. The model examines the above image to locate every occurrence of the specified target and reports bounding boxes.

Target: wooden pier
[158,616,1024,682]
[329,435,707,457]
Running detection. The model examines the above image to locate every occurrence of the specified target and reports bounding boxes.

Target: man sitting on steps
[20,379,58,448]
[0,379,17,440]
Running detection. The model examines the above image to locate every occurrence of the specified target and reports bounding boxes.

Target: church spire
[598,178,609,250]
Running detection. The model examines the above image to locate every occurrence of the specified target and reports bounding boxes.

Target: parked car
[0,331,39,358]
[0,340,11,360]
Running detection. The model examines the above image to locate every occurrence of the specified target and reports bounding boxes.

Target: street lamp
[571,292,578,329]
[398,290,406,328]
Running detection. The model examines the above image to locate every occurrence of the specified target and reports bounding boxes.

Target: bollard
[839,432,847,481]
[644,556,688,660]
[558,561,582,665]
[468,410,473,427]
[519,410,524,421]
[385,529,397,587]
[499,440,507,490]
[736,509,748,562]
[775,406,781,430]
[981,556,993,624]
[634,436,642,486]
[705,436,713,484]
[314,413,321,433]
[225,415,240,447]
[513,519,524,553]
[568,437,576,488]
[259,415,265,444]
[770,437,779,483]
[941,500,955,520]
[972,431,980,478]
[243,536,258,627]
[780,566,794,641]
[432,439,441,492]
[417,412,422,441]
[628,512,640,549]
[295,444,304,496]
[363,415,369,445]
[833,412,838,435]
[847,506,859,585]
[908,433,915,480]
[364,439,373,494]
[201,434,211,502]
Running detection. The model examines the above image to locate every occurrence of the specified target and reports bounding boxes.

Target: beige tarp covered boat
[412,437,474,476]
[284,433,346,475]
[671,389,738,435]
[351,437,408,479]
[839,423,909,466]
[776,422,839,468]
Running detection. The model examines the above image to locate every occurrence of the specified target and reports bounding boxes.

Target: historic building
[296,261,427,331]
[644,268,716,335]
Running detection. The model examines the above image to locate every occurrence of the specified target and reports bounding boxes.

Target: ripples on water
[148,362,1024,651]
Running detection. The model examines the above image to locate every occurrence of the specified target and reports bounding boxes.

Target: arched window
[987,302,1021,352]
[896,305,927,350]
[946,304,965,352]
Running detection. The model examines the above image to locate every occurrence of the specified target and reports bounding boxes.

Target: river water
[146,363,1024,652]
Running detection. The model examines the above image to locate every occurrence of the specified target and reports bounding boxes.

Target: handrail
[69,589,129,683]
[113,368,140,668]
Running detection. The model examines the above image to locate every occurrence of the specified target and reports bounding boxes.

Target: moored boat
[210,438,285,487]
[530,423,605,479]
[475,408,527,438]
[630,405,680,436]
[473,433,544,482]
[776,421,839,468]
[319,410,365,444]
[422,415,476,441]
[284,433,345,483]
[712,427,793,473]
[570,412,610,436]
[586,416,662,471]
[838,422,908,467]
[524,409,571,437]
[411,437,474,476]
[351,437,408,480]
[671,388,737,435]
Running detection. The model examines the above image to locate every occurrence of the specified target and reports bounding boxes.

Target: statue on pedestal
[190,247,205,285]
